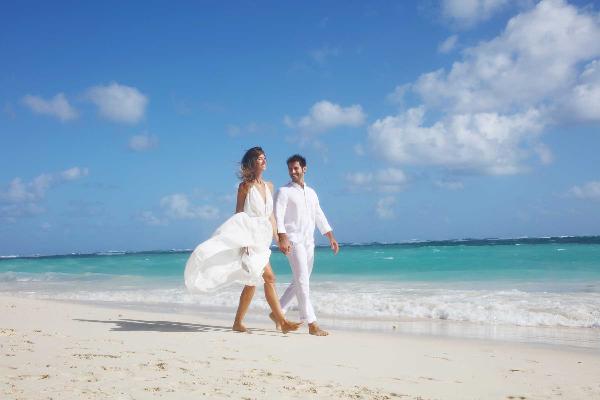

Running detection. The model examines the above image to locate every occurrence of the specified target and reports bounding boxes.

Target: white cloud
[563,60,600,122]
[129,134,158,152]
[569,181,600,200]
[415,0,600,115]
[22,93,77,121]
[61,167,89,181]
[286,100,366,135]
[0,167,88,204]
[376,196,396,219]
[346,172,374,186]
[438,35,459,54]
[346,168,407,192]
[136,211,167,226]
[372,0,600,176]
[369,106,544,175]
[0,167,88,220]
[386,84,410,105]
[160,194,219,220]
[87,82,148,124]
[441,0,511,28]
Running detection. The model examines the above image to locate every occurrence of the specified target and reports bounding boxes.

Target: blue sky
[1,0,600,255]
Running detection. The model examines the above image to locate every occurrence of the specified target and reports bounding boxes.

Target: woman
[184,147,300,333]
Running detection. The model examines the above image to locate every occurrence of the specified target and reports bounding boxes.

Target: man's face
[287,161,306,184]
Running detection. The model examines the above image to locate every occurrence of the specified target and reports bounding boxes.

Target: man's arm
[314,192,338,255]
[324,230,339,255]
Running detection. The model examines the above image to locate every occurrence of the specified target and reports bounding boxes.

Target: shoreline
[3,292,600,351]
[2,295,600,399]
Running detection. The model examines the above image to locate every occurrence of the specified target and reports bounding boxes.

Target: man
[274,154,339,336]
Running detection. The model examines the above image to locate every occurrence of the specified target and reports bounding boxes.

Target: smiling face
[255,153,267,174]
[287,161,306,185]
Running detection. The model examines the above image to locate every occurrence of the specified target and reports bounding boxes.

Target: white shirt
[275,181,332,244]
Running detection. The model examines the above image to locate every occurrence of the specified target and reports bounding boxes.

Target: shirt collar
[288,181,308,190]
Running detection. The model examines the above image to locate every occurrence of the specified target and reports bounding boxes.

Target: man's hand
[278,233,292,255]
[330,239,339,255]
[325,231,339,255]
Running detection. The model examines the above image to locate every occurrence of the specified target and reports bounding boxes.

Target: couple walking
[184,147,339,336]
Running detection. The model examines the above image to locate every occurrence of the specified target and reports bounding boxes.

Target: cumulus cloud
[0,167,89,221]
[563,60,600,122]
[346,168,407,192]
[438,35,459,54]
[22,93,77,121]
[160,194,219,220]
[568,181,600,200]
[441,0,511,28]
[369,107,544,175]
[371,0,600,176]
[87,82,148,124]
[285,100,366,135]
[129,134,158,152]
[376,196,396,219]
[415,0,600,115]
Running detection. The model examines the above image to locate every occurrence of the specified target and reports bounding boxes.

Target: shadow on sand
[73,318,286,336]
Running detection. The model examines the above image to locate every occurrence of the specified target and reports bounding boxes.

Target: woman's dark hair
[239,146,265,182]
[286,154,306,168]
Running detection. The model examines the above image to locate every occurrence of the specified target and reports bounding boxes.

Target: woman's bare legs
[263,264,301,333]
[232,285,256,332]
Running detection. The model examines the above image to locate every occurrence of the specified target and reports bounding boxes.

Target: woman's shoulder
[238,181,252,193]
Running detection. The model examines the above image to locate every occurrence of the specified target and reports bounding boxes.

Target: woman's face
[254,153,267,173]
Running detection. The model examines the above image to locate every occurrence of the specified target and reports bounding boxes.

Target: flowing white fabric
[184,183,273,292]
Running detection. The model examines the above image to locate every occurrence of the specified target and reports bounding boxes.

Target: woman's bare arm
[236,182,250,213]
[267,182,279,243]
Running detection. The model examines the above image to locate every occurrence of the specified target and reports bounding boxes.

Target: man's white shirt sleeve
[314,193,332,235]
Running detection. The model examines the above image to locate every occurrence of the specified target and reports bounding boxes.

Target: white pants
[279,241,316,324]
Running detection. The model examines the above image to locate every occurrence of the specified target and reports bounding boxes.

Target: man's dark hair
[286,154,306,167]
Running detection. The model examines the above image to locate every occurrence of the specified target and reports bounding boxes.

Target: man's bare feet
[308,322,329,336]
[232,322,251,333]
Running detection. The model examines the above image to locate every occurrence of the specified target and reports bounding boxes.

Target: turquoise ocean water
[2,236,599,348]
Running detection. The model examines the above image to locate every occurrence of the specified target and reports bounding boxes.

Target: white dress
[184,183,273,292]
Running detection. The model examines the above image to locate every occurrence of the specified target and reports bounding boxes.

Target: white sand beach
[1,295,599,400]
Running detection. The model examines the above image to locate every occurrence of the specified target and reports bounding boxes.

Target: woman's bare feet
[232,322,251,333]
[308,322,329,336]
[268,312,282,331]
[280,319,302,334]
[269,312,301,333]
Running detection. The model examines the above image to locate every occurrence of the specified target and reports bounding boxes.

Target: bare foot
[309,323,329,336]
[281,320,302,334]
[268,312,282,331]
[232,322,251,333]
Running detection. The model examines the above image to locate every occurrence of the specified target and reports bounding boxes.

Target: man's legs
[280,242,316,323]
[280,242,315,313]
